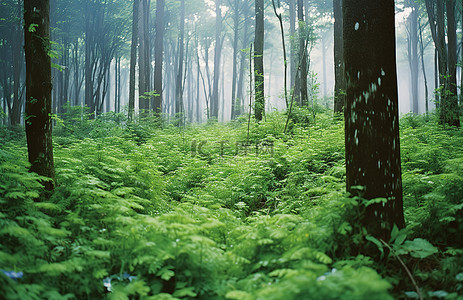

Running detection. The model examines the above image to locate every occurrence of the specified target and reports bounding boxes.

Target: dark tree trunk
[24,0,55,191]
[128,0,139,119]
[153,0,165,115]
[333,0,344,113]
[254,0,265,121]
[343,0,405,238]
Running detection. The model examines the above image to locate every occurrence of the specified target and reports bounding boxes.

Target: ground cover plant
[1,110,463,299]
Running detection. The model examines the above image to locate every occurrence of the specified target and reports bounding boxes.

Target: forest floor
[1,107,463,299]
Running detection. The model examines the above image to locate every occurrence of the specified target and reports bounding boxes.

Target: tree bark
[343,0,405,238]
[24,0,55,191]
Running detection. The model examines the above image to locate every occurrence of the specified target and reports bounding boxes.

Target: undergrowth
[0,110,462,299]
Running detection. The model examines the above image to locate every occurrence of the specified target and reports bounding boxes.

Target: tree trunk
[333,0,344,113]
[343,0,405,238]
[24,0,55,191]
[254,0,265,121]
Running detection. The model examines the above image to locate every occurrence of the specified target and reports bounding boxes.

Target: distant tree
[254,0,265,121]
[343,0,405,238]
[24,0,55,191]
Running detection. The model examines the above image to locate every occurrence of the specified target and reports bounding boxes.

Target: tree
[343,0,405,238]
[254,0,265,121]
[153,0,165,115]
[333,0,344,113]
[24,0,55,191]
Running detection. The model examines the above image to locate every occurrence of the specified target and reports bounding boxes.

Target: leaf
[366,235,384,256]
[400,238,438,259]
[28,23,38,32]
[157,266,175,281]
[172,287,197,298]
[225,290,253,300]
[404,291,419,298]
[427,290,448,298]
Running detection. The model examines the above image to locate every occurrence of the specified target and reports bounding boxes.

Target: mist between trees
[1,0,451,126]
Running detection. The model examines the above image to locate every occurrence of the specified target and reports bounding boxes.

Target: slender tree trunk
[254,0,265,121]
[24,0,55,191]
[344,0,404,238]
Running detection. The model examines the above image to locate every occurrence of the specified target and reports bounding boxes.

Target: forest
[1,0,463,299]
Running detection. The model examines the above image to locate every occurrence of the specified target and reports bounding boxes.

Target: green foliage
[1,110,462,299]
